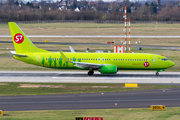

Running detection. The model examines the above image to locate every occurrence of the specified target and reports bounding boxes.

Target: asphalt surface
[1,35,180,38]
[1,88,180,111]
[0,71,180,83]
[1,41,180,50]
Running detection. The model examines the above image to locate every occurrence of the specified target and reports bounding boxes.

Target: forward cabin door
[153,57,157,65]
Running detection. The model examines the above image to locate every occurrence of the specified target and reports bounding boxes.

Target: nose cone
[168,61,175,68]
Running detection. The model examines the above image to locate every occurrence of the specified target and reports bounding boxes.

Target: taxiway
[0,88,180,111]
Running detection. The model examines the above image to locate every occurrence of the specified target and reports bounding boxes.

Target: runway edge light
[125,83,138,88]
[0,110,3,116]
[75,117,83,120]
[151,105,166,110]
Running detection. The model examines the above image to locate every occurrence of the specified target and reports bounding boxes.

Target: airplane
[9,22,175,76]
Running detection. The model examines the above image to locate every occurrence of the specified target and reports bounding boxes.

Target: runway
[1,41,180,50]
[0,71,180,84]
[1,88,180,111]
[1,35,180,38]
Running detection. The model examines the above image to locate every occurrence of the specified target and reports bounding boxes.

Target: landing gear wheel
[88,70,94,76]
[156,72,159,76]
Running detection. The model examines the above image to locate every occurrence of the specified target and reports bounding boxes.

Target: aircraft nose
[168,61,175,67]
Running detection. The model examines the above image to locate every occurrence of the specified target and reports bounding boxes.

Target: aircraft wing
[59,51,107,69]
[73,62,102,69]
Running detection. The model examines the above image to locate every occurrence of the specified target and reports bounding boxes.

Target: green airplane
[9,22,175,76]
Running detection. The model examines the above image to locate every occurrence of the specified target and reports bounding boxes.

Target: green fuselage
[14,52,175,70]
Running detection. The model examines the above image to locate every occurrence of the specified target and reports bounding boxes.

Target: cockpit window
[162,58,168,61]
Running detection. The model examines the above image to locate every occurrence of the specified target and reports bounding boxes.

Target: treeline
[0,2,180,22]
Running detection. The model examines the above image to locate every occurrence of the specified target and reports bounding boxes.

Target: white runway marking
[52,77,152,79]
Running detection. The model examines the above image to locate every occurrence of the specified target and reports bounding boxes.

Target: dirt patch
[0,83,9,85]
[108,85,124,88]
[92,86,107,88]
[18,84,66,88]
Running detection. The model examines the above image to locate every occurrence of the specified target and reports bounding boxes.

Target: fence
[0,20,180,24]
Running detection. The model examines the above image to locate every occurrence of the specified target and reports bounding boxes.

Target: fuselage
[14,52,175,70]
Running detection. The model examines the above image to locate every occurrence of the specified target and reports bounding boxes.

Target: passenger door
[153,57,157,65]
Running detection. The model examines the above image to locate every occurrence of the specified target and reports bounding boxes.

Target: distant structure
[7,0,14,4]
[156,0,161,5]
[59,0,77,7]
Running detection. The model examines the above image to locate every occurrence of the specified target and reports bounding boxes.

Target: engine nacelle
[99,65,118,74]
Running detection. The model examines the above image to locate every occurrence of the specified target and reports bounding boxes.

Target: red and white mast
[129,19,131,53]
[124,6,127,53]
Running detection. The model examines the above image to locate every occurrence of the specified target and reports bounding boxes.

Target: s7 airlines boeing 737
[9,22,175,76]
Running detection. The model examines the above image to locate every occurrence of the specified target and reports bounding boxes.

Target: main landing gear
[156,72,159,76]
[88,70,94,76]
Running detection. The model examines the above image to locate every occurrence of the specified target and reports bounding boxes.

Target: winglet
[59,51,72,63]
[69,46,75,53]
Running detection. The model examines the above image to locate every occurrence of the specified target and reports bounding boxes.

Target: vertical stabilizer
[8,22,48,53]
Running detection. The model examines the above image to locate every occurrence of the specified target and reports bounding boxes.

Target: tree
[72,3,77,10]
[14,1,19,5]
[42,57,45,66]
[150,2,157,14]
[145,2,148,6]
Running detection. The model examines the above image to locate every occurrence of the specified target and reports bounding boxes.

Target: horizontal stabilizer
[10,51,27,57]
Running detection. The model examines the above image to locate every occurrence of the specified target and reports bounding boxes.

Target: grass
[0,83,180,96]
[1,23,180,35]
[1,107,180,120]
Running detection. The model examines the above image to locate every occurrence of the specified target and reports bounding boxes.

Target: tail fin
[8,22,48,53]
